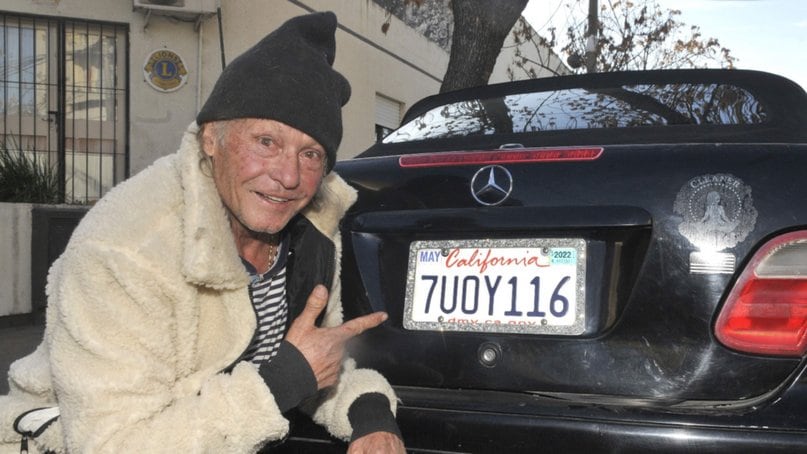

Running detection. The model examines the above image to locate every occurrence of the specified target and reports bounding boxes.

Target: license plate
[404,238,586,335]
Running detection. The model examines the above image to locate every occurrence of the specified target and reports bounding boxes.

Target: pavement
[0,316,46,394]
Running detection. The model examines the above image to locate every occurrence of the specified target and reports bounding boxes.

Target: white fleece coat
[0,123,397,453]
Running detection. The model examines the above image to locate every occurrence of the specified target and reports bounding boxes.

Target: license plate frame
[404,238,586,335]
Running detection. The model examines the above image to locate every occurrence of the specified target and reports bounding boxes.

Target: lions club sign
[143,49,188,92]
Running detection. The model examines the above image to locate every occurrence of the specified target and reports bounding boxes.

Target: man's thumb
[298,284,329,325]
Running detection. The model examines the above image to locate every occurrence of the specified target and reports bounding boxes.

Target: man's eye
[259,137,273,147]
[302,149,323,161]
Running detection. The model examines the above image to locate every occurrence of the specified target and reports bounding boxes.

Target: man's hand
[348,431,406,454]
[285,285,388,389]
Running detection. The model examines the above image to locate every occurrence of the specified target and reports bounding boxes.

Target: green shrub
[0,143,61,204]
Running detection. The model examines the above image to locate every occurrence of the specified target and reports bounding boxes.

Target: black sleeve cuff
[258,341,318,412]
[347,392,402,442]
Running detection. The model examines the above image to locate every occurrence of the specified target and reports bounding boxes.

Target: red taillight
[715,230,807,356]
[398,147,603,168]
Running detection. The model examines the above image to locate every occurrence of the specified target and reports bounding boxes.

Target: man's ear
[200,124,217,157]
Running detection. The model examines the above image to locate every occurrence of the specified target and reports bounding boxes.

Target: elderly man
[0,12,404,453]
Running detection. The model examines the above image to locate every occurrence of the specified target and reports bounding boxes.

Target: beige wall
[3,0,450,170]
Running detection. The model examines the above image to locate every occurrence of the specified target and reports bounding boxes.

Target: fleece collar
[176,122,356,290]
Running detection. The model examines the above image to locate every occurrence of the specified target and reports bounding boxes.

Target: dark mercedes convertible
[288,69,807,452]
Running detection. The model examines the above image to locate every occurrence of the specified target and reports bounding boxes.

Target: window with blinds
[375,93,402,142]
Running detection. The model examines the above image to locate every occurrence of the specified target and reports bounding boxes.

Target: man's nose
[266,148,301,188]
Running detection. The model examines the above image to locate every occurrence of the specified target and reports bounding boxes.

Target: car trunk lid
[340,142,807,406]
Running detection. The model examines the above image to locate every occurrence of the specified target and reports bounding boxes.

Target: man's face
[202,118,327,236]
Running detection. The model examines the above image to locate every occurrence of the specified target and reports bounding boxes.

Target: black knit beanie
[196,11,350,171]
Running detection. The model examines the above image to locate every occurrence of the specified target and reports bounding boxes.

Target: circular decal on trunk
[674,173,757,251]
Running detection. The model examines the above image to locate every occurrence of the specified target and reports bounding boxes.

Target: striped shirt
[242,238,289,364]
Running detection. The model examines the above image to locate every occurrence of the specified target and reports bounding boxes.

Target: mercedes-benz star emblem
[470,165,513,206]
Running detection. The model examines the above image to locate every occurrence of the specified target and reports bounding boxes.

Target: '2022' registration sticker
[404,238,586,335]
[550,248,577,265]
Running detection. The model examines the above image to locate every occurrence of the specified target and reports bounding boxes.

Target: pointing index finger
[338,311,389,338]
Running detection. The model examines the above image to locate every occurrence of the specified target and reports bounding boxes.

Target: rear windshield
[383,83,767,144]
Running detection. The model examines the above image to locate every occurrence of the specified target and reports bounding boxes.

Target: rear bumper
[391,379,807,453]
[394,405,807,453]
[278,371,807,453]
[280,407,806,454]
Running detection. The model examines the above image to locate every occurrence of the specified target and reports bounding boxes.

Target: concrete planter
[0,203,88,318]
[0,202,33,317]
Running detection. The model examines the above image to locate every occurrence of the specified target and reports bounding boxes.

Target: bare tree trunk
[440,0,529,93]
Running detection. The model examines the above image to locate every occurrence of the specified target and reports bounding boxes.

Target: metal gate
[1,13,128,203]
